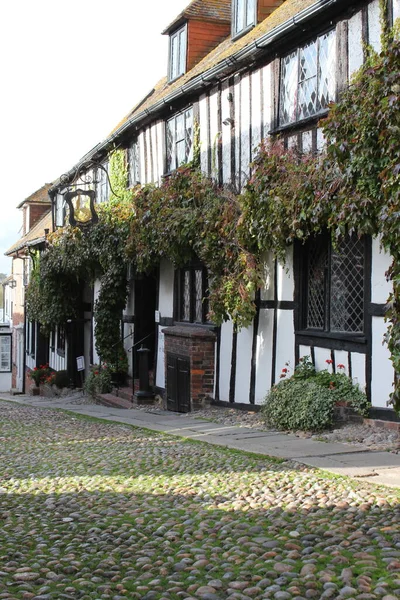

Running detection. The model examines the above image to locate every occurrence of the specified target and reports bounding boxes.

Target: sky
[0,0,189,274]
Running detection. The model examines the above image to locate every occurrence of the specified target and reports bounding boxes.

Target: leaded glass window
[166,108,193,173]
[280,30,336,126]
[0,335,11,372]
[127,139,140,187]
[169,25,187,82]
[304,234,365,335]
[233,0,255,37]
[179,265,208,324]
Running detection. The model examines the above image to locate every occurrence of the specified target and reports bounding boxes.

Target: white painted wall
[351,351,366,391]
[0,372,12,392]
[254,308,274,404]
[314,347,333,372]
[277,248,294,302]
[368,0,382,52]
[156,326,165,389]
[275,309,295,382]
[262,63,272,135]
[209,86,220,180]
[240,72,251,188]
[371,317,394,407]
[260,251,274,301]
[394,0,400,22]
[235,324,253,403]
[221,80,232,185]
[199,93,209,175]
[219,319,234,401]
[348,11,364,78]
[251,68,262,159]
[158,259,174,319]
[371,237,392,304]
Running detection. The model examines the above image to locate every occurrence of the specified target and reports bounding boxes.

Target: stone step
[113,386,134,402]
[96,393,133,409]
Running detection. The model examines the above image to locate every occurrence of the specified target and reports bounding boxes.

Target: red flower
[326,359,333,365]
[94,371,99,375]
[281,367,288,373]
[337,364,345,370]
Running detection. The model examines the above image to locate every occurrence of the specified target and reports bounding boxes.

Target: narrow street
[0,400,399,600]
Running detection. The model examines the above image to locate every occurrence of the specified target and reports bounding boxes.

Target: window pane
[185,109,193,162]
[178,28,186,75]
[298,40,318,120]
[0,336,11,371]
[166,119,175,172]
[170,34,178,80]
[330,236,364,333]
[182,270,191,321]
[176,113,184,142]
[279,51,298,125]
[307,237,328,330]
[235,0,245,33]
[194,270,203,323]
[318,30,336,111]
[246,0,254,27]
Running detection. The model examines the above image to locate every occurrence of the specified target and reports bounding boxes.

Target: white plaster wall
[262,63,272,135]
[158,259,174,319]
[156,326,165,389]
[209,86,220,180]
[254,309,274,403]
[251,68,262,158]
[316,128,326,152]
[351,351,366,391]
[348,11,364,79]
[199,93,209,175]
[123,322,135,379]
[277,247,294,302]
[233,74,241,189]
[302,130,313,152]
[234,324,253,403]
[260,251,275,301]
[150,123,159,183]
[156,121,164,184]
[219,319,234,401]
[314,347,333,372]
[0,372,12,392]
[334,349,349,373]
[371,237,392,304]
[138,131,146,183]
[371,317,393,407]
[394,0,400,22]
[221,80,232,185]
[299,345,311,361]
[275,309,295,382]
[240,73,251,188]
[145,128,152,184]
[368,0,382,52]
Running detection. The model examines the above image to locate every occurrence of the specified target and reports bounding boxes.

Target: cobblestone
[0,400,399,599]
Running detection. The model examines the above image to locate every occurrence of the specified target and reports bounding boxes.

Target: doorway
[134,274,157,377]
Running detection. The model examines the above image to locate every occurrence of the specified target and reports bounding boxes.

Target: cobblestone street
[0,400,400,600]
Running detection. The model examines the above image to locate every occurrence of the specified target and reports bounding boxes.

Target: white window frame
[232,0,256,38]
[0,334,12,372]
[169,24,187,82]
[165,107,194,173]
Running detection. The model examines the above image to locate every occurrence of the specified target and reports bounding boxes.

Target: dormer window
[169,25,187,82]
[233,0,256,38]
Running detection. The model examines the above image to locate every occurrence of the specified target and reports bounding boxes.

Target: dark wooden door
[134,274,157,376]
[166,353,190,413]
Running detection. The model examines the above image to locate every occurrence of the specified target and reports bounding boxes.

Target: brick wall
[257,0,285,24]
[163,326,216,411]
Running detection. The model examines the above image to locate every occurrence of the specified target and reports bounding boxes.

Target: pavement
[2,392,400,489]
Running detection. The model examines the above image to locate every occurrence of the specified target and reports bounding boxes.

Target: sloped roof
[162,0,231,34]
[17,183,52,209]
[5,210,52,257]
[113,0,315,132]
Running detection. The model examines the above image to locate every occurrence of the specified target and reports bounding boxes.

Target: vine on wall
[27,38,400,411]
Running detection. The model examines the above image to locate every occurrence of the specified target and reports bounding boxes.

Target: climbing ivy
[27,35,400,412]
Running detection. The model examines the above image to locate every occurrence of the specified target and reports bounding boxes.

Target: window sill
[232,22,255,41]
[270,110,329,136]
[174,321,217,332]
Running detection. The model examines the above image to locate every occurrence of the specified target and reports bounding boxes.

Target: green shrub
[262,356,369,431]
[262,379,335,431]
[84,365,112,397]
[54,370,70,389]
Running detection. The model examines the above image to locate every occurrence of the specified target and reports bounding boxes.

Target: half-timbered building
[48,0,399,419]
